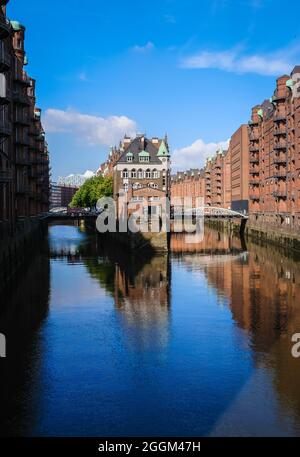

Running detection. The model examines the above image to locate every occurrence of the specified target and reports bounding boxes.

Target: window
[138,169,144,179]
[153,169,159,178]
[124,183,128,192]
[0,73,6,98]
[131,169,136,178]
[127,155,133,162]
[122,169,128,178]
[139,156,149,163]
[146,169,151,178]
[162,177,166,186]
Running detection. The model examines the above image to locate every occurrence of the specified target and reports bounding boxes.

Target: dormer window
[139,150,150,162]
[126,151,133,162]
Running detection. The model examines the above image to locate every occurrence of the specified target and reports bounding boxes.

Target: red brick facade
[0,3,49,241]
[248,67,300,230]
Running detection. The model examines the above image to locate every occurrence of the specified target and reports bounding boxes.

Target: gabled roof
[117,136,166,164]
[157,140,169,157]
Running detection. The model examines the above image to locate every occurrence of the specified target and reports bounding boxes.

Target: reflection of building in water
[182,232,300,431]
[114,254,171,349]
[0,241,50,436]
[171,229,244,254]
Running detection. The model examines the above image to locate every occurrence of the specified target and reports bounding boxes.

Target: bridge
[41,208,98,220]
[172,206,248,220]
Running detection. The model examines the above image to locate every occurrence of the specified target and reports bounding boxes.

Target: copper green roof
[24,55,28,65]
[126,151,133,156]
[157,140,169,157]
[286,79,294,89]
[257,108,263,118]
[10,20,25,31]
[138,150,150,157]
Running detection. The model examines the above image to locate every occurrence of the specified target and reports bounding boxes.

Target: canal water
[1,223,300,436]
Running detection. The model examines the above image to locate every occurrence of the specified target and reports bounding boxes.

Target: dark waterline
[1,223,300,437]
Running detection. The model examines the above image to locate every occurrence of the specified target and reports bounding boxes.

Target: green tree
[70,176,113,208]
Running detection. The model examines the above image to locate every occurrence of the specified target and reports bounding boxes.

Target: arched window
[138,169,144,179]
[153,169,159,178]
[131,169,136,178]
[146,169,151,178]
[124,183,128,192]
[122,169,128,178]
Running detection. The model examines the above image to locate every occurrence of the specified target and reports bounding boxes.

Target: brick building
[248,66,300,229]
[230,124,249,213]
[113,134,171,219]
[171,169,205,207]
[170,124,248,212]
[97,145,123,178]
[0,2,49,241]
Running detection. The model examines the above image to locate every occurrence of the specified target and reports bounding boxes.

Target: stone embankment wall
[0,218,46,289]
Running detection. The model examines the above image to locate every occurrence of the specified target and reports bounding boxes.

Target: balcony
[15,112,30,125]
[14,72,31,87]
[16,183,29,194]
[274,170,287,179]
[249,179,259,185]
[250,195,260,201]
[274,115,286,122]
[15,156,30,166]
[0,18,11,40]
[273,191,287,199]
[273,157,286,165]
[0,48,11,72]
[12,89,30,106]
[249,146,259,152]
[248,120,259,126]
[249,169,259,175]
[0,121,12,137]
[28,190,37,199]
[272,94,286,102]
[0,87,10,105]
[28,169,37,179]
[274,143,287,150]
[250,157,259,164]
[249,134,259,141]
[274,129,286,136]
[0,169,12,182]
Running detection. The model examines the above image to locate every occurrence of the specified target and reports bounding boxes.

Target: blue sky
[8,0,300,179]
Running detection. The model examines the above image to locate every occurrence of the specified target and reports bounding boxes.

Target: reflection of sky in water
[48,225,89,255]
[2,225,300,437]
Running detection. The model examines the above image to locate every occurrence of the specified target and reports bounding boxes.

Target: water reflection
[172,232,300,436]
[1,224,300,436]
[0,234,50,437]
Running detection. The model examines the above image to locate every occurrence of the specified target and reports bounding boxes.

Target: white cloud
[44,109,137,147]
[181,47,295,76]
[172,138,230,172]
[132,42,155,53]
